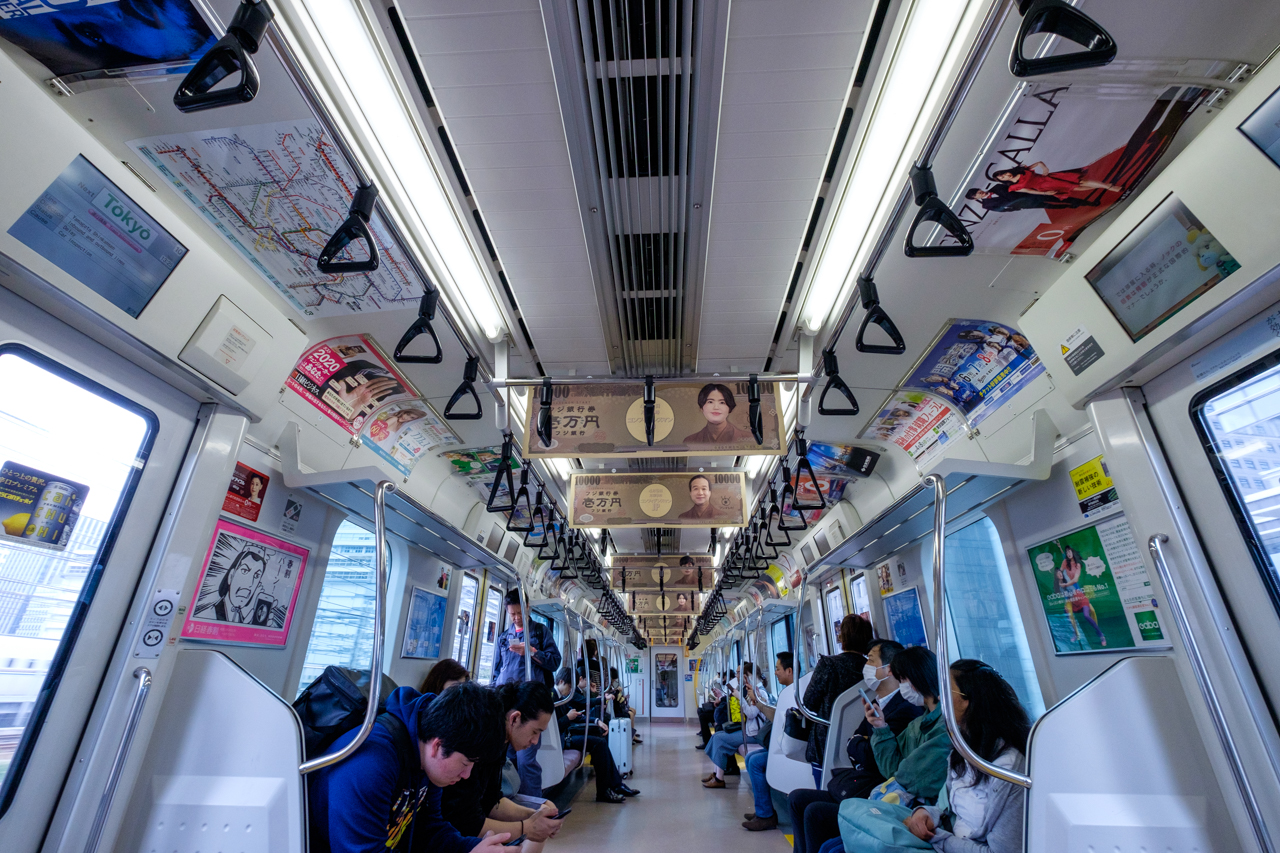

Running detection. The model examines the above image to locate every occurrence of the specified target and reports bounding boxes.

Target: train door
[1086,309,1280,845]
[474,576,505,683]
[822,580,847,651]
[0,289,199,853]
[452,572,481,670]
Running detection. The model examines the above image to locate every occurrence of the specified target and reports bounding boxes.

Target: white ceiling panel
[400,0,609,374]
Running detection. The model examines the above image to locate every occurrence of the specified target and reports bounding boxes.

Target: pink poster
[180,520,310,646]
[285,334,418,434]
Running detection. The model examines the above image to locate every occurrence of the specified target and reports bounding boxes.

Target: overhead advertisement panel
[285,335,418,436]
[626,591,702,615]
[524,381,785,458]
[611,566,710,591]
[568,472,747,529]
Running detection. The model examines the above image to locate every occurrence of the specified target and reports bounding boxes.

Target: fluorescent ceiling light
[801,0,972,333]
[744,454,769,478]
[288,0,505,341]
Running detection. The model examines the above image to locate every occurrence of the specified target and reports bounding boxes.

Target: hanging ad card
[285,335,418,435]
[627,591,701,614]
[523,380,786,458]
[882,587,928,649]
[222,462,268,523]
[363,400,459,476]
[0,0,216,77]
[1239,84,1280,171]
[900,319,1045,427]
[611,554,715,568]
[938,81,1214,258]
[568,471,747,528]
[0,461,87,551]
[781,442,867,523]
[180,520,309,647]
[8,156,187,318]
[1069,455,1120,519]
[611,565,710,590]
[1026,513,1170,655]
[859,392,964,468]
[401,587,448,660]
[1085,195,1240,342]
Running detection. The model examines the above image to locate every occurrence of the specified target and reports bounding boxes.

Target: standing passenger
[492,589,562,796]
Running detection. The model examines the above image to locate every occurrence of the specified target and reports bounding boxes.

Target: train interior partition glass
[0,350,151,788]
[474,583,504,683]
[453,574,480,669]
[823,584,847,652]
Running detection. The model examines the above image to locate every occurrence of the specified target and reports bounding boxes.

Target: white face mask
[862,663,884,687]
[899,680,925,707]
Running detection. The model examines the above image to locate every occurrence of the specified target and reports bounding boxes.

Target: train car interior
[3,0,1280,851]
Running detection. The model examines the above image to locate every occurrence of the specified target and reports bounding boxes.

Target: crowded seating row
[695,614,1029,853]
[304,589,639,853]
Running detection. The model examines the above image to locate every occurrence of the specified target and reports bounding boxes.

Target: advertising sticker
[0,461,87,551]
[222,462,268,523]
[285,335,418,435]
[568,471,747,528]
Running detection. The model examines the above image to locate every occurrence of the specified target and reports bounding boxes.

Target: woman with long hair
[991,161,1121,197]
[421,658,469,695]
[1058,544,1106,647]
[801,614,875,783]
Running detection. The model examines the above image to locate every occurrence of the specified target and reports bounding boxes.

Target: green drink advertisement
[1026,514,1171,655]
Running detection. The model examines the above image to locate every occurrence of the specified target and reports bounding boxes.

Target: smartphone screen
[505,836,527,847]
[552,808,572,820]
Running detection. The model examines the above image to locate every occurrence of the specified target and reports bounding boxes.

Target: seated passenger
[422,658,470,695]
[553,667,638,803]
[867,645,951,805]
[702,661,769,788]
[696,679,726,750]
[307,680,508,853]
[441,681,564,853]
[788,640,922,853]
[838,659,1031,853]
[741,651,795,831]
[803,614,874,786]
[607,666,642,745]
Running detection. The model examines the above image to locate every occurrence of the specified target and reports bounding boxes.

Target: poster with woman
[568,471,747,528]
[363,400,459,476]
[401,587,447,659]
[285,335,418,435]
[222,462,268,523]
[1026,514,1170,655]
[180,520,309,647]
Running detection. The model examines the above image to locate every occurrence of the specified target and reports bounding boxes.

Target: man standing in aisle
[492,588,562,796]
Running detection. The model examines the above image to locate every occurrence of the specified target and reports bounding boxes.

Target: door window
[474,583,504,683]
[0,348,154,796]
[453,574,480,669]
[824,585,847,651]
[1194,357,1280,615]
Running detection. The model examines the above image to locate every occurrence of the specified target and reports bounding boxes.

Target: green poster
[1026,513,1169,655]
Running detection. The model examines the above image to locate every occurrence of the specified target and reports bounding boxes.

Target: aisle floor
[548,721,792,853]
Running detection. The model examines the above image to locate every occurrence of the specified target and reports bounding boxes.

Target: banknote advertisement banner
[286,335,418,435]
[569,472,747,528]
[525,381,785,458]
[611,565,708,590]
[627,591,701,614]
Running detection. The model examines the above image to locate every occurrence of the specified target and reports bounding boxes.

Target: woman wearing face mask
[863,645,952,806]
[838,660,1030,853]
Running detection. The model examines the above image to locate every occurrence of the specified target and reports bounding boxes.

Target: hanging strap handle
[644,376,656,446]
[173,0,272,113]
[506,466,533,532]
[791,436,827,512]
[817,350,859,416]
[748,375,764,445]
[523,489,548,546]
[854,276,907,355]
[486,436,517,513]
[1010,0,1117,77]
[394,290,443,364]
[443,356,482,420]
[318,184,381,273]
[903,166,973,259]
[536,378,554,449]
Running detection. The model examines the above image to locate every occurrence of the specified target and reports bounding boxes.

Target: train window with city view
[297,520,390,693]
[0,348,153,791]
[1195,354,1280,616]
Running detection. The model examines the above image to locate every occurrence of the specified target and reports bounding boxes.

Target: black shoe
[618,783,640,796]
[597,789,626,803]
[694,743,706,750]
[724,762,741,775]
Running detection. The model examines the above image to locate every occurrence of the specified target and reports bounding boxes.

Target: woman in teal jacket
[866,646,951,805]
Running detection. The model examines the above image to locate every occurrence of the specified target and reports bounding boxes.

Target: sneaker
[743,814,778,832]
[596,789,625,803]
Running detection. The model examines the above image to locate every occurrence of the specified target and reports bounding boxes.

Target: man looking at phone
[741,652,794,831]
[787,640,922,853]
[493,589,562,796]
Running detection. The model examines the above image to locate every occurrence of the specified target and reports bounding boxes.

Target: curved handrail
[750,614,777,710]
[1148,534,1274,853]
[926,473,1031,788]
[789,571,829,726]
[301,480,393,774]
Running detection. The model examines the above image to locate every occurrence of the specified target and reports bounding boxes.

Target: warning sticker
[1061,325,1105,376]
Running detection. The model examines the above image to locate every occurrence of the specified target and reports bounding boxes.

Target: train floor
[550,721,792,853]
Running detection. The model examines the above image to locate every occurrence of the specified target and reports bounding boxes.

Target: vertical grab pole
[554,618,577,707]
[82,667,153,853]
[517,578,533,683]
[924,473,1031,788]
[301,480,394,774]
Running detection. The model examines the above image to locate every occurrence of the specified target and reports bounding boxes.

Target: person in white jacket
[701,662,772,788]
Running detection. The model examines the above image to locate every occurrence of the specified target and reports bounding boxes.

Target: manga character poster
[900,319,1045,427]
[285,335,418,435]
[181,520,309,646]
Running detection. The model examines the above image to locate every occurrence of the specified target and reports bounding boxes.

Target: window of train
[823,585,847,652]
[453,574,480,669]
[768,615,792,693]
[296,520,391,692]
[0,349,153,788]
[941,518,1045,717]
[474,583,504,683]
[1194,358,1280,614]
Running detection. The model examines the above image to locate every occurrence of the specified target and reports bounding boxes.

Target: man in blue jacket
[492,589,561,796]
[308,680,510,853]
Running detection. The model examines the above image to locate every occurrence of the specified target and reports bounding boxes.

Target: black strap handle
[536,378,554,449]
[748,375,764,445]
[523,490,548,547]
[394,290,443,364]
[904,166,973,259]
[776,466,807,532]
[644,376,656,446]
[1011,0,1116,78]
[173,0,272,113]
[818,350,859,416]
[792,436,827,511]
[537,517,559,560]
[443,356,482,420]
[854,276,907,355]
[506,467,533,532]
[765,489,791,547]
[318,184,380,273]
[486,436,517,513]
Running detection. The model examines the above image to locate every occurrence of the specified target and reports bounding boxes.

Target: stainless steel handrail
[750,612,778,710]
[517,579,533,683]
[1148,534,1275,853]
[927,473,1031,788]
[790,572,830,726]
[554,619,577,707]
[82,666,153,853]
[301,480,393,774]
